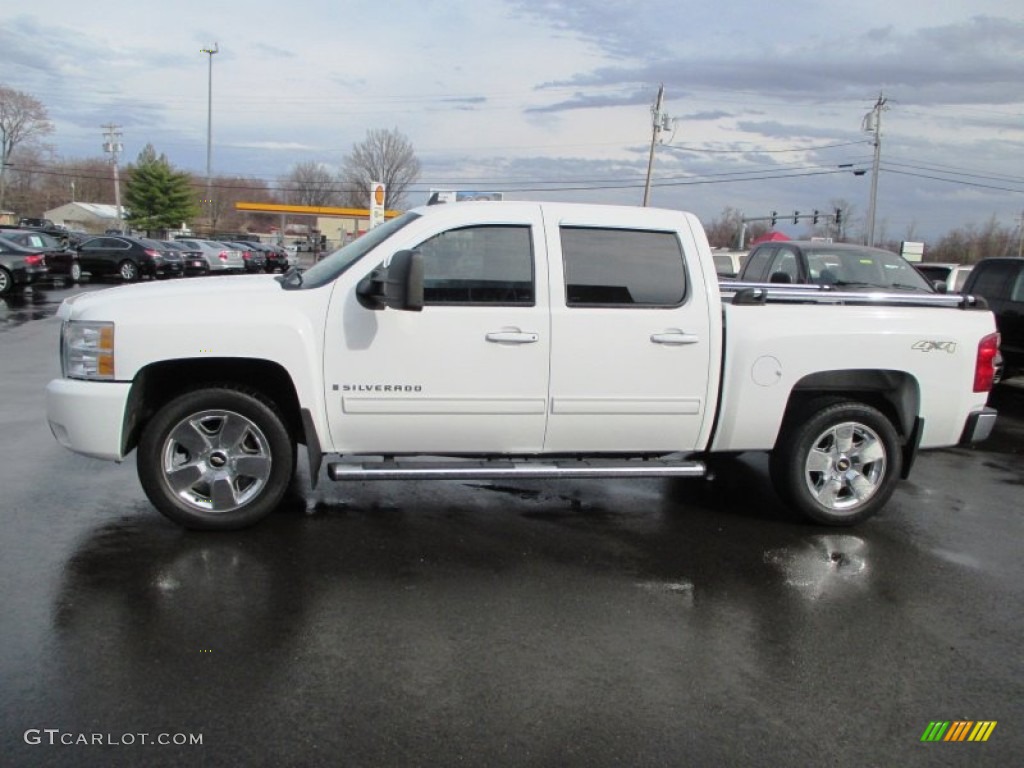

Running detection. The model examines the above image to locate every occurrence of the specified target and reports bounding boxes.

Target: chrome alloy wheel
[803,421,887,513]
[160,409,273,513]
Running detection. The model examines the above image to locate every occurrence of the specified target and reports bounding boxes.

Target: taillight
[242,251,251,260]
[218,251,229,261]
[974,332,1000,392]
[24,254,45,266]
[143,248,160,259]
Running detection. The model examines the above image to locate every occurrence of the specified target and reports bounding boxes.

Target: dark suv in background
[961,257,1024,378]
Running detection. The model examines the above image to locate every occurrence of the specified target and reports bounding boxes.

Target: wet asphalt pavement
[2,281,1022,767]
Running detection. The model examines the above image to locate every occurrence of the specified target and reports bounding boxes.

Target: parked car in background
[712,250,746,279]
[174,239,245,274]
[66,230,90,248]
[915,262,974,294]
[247,241,290,273]
[0,237,48,297]
[221,241,267,273]
[961,257,1024,377]
[160,240,208,276]
[736,241,935,292]
[4,219,72,247]
[76,236,184,281]
[0,229,82,283]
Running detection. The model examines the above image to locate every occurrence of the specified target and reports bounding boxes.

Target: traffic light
[771,211,777,226]
[793,211,799,225]
[813,210,820,225]
[835,208,842,227]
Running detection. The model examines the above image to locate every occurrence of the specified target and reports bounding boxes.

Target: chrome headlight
[62,321,116,380]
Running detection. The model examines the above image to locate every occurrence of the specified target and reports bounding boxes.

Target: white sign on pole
[369,182,386,229]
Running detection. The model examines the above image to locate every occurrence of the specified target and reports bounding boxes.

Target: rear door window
[560,227,686,307]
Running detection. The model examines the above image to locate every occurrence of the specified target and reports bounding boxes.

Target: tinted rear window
[561,227,686,306]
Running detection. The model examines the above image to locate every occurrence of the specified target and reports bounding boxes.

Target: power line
[5,161,861,195]
[880,167,1024,194]
[882,158,1024,184]
[663,140,870,154]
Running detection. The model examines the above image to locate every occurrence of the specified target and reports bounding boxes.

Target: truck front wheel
[770,399,902,526]
[137,387,295,530]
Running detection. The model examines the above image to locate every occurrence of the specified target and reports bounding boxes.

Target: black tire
[769,398,902,526]
[119,259,140,282]
[0,267,12,297]
[137,387,295,530]
[69,261,83,283]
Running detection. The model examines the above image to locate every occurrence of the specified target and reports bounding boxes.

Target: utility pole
[862,92,887,247]
[643,84,667,207]
[201,43,219,220]
[101,123,124,231]
[1017,210,1024,258]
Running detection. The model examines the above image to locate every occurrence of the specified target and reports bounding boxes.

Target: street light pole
[200,43,219,218]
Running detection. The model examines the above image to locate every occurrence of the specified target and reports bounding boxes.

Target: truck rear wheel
[137,387,295,530]
[770,399,901,526]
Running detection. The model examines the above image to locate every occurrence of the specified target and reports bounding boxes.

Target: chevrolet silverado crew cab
[46,202,999,530]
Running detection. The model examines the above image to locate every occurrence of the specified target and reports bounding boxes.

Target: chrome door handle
[651,332,700,345]
[486,331,539,344]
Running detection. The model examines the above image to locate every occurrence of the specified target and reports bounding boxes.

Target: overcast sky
[2,0,1022,241]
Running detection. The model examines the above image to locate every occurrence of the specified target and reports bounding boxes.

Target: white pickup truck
[46,202,999,530]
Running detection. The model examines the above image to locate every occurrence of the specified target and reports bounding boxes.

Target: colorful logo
[921,721,997,742]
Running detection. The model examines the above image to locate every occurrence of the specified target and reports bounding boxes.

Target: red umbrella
[750,230,790,246]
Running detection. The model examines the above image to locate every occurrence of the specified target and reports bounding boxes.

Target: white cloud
[1,0,1022,238]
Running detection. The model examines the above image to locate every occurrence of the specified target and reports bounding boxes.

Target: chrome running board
[327,457,707,482]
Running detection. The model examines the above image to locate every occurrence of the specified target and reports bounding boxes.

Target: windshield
[805,246,934,292]
[298,212,421,289]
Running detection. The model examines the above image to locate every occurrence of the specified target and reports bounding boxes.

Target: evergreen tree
[123,144,199,234]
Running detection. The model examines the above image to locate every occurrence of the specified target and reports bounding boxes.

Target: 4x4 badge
[912,340,957,353]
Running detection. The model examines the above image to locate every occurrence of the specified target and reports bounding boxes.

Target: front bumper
[959,407,998,445]
[46,378,133,461]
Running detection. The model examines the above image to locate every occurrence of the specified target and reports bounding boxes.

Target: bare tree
[703,206,767,249]
[339,128,421,210]
[0,85,54,209]
[703,207,743,248]
[0,144,55,215]
[927,216,1017,263]
[829,198,858,242]
[58,157,117,205]
[281,161,341,208]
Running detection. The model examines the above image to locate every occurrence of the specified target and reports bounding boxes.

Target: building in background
[44,202,122,234]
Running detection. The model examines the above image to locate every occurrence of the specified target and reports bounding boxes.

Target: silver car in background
[174,239,245,274]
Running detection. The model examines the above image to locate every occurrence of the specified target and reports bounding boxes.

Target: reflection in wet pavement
[0,289,61,329]
[764,535,869,599]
